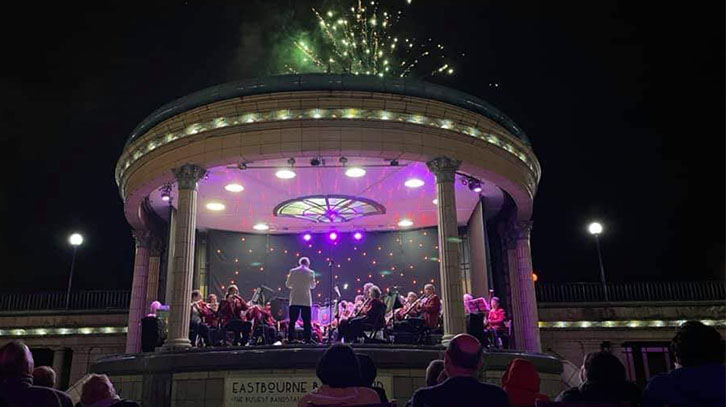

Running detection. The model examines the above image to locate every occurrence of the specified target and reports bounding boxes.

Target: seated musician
[203,293,219,327]
[338,285,386,343]
[190,290,212,347]
[218,285,252,345]
[485,297,507,348]
[246,301,277,344]
[395,292,420,321]
[419,284,442,330]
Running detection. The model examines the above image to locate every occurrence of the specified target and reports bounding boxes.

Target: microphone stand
[327,258,335,344]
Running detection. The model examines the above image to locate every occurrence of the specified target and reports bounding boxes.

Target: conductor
[286,257,317,343]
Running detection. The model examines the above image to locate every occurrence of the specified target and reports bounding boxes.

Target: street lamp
[587,222,608,301]
[66,233,83,309]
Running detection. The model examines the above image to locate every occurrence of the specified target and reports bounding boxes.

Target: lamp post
[66,233,83,309]
[587,222,608,302]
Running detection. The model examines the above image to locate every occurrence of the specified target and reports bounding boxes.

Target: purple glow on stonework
[329,232,338,241]
[303,233,312,241]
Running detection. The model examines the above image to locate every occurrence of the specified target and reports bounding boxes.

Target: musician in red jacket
[218,285,251,345]
[486,297,507,348]
[419,284,441,330]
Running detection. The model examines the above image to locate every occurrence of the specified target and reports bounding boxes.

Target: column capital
[172,163,206,190]
[426,156,461,183]
[132,229,153,248]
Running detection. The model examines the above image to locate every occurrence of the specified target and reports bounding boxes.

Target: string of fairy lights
[284,0,460,78]
[210,228,441,301]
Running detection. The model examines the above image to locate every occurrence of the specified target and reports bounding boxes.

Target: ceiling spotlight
[404,178,425,188]
[345,167,366,178]
[339,157,348,165]
[224,183,244,192]
[287,158,296,166]
[161,194,170,202]
[432,198,438,205]
[353,231,363,240]
[253,223,270,231]
[159,183,172,202]
[329,231,339,241]
[206,202,226,211]
[275,169,296,179]
[303,233,312,241]
[237,162,248,170]
[467,179,482,193]
[310,158,321,166]
[398,219,414,227]
[390,159,399,166]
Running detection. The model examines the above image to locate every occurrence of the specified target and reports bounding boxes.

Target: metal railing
[0,290,131,312]
[536,281,726,303]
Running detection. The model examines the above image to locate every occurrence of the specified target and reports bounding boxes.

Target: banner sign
[225,374,393,407]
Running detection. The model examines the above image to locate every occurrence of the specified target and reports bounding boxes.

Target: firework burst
[283,0,458,78]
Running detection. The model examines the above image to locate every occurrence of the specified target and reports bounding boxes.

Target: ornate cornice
[172,164,206,190]
[426,157,461,183]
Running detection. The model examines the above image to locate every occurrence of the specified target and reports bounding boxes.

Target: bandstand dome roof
[125,73,529,148]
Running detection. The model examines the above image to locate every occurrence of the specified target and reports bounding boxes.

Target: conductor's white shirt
[285,265,317,306]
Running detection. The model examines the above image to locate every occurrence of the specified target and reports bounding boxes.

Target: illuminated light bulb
[69,233,83,246]
[253,223,269,231]
[275,169,296,179]
[404,178,424,188]
[398,219,413,227]
[345,167,366,178]
[224,183,244,192]
[303,233,312,241]
[206,202,226,211]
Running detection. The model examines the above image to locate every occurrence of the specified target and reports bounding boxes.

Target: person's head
[463,294,473,302]
[406,292,418,303]
[363,282,374,298]
[425,359,446,386]
[32,366,56,388]
[149,300,162,316]
[491,297,500,309]
[0,341,34,379]
[81,374,119,405]
[191,290,202,302]
[444,334,483,377]
[227,285,239,296]
[356,354,377,387]
[501,358,540,392]
[369,286,381,299]
[354,295,364,304]
[424,284,435,296]
[581,351,626,383]
[208,294,218,304]
[316,344,360,388]
[671,320,725,368]
[299,257,310,267]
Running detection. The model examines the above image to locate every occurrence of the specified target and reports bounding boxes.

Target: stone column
[163,163,206,349]
[514,221,541,352]
[51,348,67,389]
[145,238,163,309]
[125,229,152,353]
[427,156,466,343]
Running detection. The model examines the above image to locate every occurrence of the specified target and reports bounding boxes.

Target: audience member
[425,359,446,387]
[80,374,139,407]
[408,334,508,407]
[501,358,549,407]
[356,353,388,403]
[140,301,166,352]
[556,351,640,405]
[32,366,56,388]
[0,341,73,406]
[643,320,725,407]
[297,344,380,406]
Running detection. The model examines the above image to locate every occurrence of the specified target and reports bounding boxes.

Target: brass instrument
[352,298,371,318]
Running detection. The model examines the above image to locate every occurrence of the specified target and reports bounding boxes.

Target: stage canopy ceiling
[149,158,502,233]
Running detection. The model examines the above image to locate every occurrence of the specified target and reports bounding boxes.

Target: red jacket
[487,307,506,331]
[420,295,441,329]
[218,295,249,326]
[502,358,550,407]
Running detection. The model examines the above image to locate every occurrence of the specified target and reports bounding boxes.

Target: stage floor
[92,344,563,407]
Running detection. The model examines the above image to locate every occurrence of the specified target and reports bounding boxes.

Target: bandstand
[93,74,558,406]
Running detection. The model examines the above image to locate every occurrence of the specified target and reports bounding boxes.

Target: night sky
[1,1,723,292]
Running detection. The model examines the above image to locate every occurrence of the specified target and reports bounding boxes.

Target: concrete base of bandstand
[91,344,563,407]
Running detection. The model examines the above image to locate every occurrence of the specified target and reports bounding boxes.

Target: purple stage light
[353,231,363,240]
[303,233,312,242]
[329,231,338,241]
